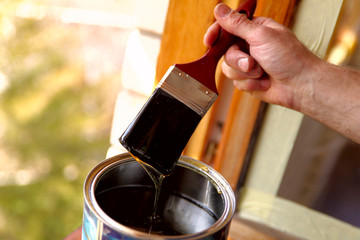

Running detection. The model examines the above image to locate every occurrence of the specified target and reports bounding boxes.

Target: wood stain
[95,186,218,236]
[120,88,202,176]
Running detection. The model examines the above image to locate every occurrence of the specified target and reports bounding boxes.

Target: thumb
[214,3,258,44]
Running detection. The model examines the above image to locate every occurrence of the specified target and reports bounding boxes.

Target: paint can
[82,153,235,239]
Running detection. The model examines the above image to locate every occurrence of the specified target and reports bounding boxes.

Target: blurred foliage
[0,1,118,239]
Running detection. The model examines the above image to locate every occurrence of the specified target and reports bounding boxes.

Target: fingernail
[237,58,249,72]
[215,3,232,18]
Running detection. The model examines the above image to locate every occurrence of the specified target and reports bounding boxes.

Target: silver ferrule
[157,66,217,117]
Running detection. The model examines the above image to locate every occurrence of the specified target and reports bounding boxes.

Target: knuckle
[245,79,257,91]
[231,13,248,28]
[234,79,256,91]
[252,26,268,40]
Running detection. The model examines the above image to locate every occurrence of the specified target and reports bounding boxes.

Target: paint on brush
[120,0,257,175]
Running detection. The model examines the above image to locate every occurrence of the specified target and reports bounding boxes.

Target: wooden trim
[155,0,248,161]
[255,0,298,26]
[154,0,221,160]
[194,62,229,164]
[229,217,277,240]
[213,92,261,189]
[213,0,299,189]
[229,216,304,240]
[155,0,298,190]
[155,0,219,85]
[183,64,225,160]
[183,0,253,161]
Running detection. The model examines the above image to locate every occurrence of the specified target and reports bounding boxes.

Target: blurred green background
[0,0,127,239]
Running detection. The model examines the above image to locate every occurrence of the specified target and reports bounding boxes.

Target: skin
[204,3,360,144]
[63,227,81,240]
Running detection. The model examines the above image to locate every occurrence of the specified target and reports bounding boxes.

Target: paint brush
[120,0,257,175]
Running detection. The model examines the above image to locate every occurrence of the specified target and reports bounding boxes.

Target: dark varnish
[96,186,218,236]
[119,88,202,176]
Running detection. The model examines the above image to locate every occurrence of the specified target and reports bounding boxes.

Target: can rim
[83,153,236,240]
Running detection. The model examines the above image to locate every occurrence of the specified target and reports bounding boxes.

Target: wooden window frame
[155,0,297,190]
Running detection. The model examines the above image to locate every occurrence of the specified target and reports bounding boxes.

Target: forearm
[298,59,360,143]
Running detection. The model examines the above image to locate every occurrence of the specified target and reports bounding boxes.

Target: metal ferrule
[157,66,217,117]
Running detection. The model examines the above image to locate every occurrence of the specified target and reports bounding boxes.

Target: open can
[82,153,236,240]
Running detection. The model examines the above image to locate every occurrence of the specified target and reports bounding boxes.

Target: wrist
[295,59,360,143]
[292,54,326,114]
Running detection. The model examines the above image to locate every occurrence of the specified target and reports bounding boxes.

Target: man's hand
[204,3,319,110]
[204,3,360,144]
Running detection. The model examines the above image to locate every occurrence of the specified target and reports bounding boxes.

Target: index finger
[203,22,221,47]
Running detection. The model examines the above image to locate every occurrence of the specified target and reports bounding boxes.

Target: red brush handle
[175,0,257,94]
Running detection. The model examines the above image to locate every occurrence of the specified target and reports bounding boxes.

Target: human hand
[204,3,320,110]
[63,227,82,240]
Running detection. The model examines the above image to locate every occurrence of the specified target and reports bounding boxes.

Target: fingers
[222,43,263,80]
[204,3,261,47]
[222,60,269,91]
[203,22,220,47]
[205,4,283,47]
[214,3,259,44]
[222,60,262,78]
[205,3,274,92]
[223,44,262,74]
[222,44,268,92]
[233,78,271,92]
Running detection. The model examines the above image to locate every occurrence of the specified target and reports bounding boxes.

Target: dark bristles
[120,88,202,175]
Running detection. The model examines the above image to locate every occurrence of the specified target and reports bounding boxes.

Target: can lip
[84,153,236,240]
